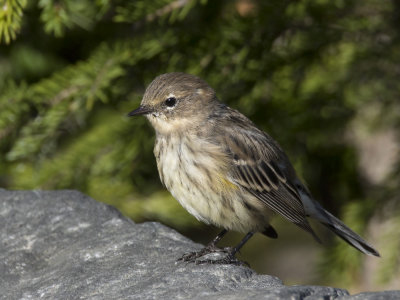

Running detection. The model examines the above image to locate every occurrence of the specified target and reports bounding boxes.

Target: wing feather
[215,108,319,239]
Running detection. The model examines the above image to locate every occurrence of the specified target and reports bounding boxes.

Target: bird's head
[128,72,218,135]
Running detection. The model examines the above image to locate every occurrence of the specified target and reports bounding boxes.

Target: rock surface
[0,189,398,300]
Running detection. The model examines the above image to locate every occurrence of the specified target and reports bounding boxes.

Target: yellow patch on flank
[215,172,238,192]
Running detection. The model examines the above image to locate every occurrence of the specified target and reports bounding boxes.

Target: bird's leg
[177,229,229,262]
[195,232,254,266]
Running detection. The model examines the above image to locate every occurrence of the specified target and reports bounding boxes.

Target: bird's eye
[165,97,176,107]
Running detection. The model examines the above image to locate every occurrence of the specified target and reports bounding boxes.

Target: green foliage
[38,0,110,37]
[0,0,399,290]
[0,0,27,44]
[114,0,204,24]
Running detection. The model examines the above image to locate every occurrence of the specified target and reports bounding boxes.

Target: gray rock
[340,291,400,300]
[0,189,396,299]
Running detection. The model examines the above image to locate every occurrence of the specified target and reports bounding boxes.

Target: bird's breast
[154,134,227,221]
[153,133,272,232]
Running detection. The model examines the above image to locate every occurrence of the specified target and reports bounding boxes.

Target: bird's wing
[216,109,319,239]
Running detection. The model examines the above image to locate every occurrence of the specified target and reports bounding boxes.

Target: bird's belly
[169,181,271,233]
[154,136,272,232]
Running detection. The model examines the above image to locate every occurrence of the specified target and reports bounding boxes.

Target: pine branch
[38,0,110,37]
[114,0,204,24]
[0,0,27,44]
[6,31,176,161]
[146,0,191,22]
[0,80,29,144]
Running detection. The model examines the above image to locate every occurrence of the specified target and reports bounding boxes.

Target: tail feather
[320,210,380,257]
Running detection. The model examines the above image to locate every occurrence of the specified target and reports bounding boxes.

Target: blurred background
[0,0,399,293]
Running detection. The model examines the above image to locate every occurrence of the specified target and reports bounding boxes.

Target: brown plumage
[129,72,380,264]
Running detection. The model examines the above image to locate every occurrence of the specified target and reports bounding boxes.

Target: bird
[128,72,380,265]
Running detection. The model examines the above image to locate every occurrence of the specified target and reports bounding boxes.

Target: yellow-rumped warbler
[128,72,379,264]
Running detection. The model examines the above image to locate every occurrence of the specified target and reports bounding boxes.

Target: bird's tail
[319,209,380,257]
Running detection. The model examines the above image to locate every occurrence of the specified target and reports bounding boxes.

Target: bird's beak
[127,105,153,117]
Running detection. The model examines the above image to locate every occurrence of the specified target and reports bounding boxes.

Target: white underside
[154,132,273,233]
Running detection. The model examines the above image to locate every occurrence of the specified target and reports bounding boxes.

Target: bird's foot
[177,245,249,267]
[195,253,250,267]
[177,244,230,263]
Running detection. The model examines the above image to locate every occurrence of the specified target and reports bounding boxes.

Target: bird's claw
[194,254,250,267]
[177,246,249,267]
[177,244,229,262]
